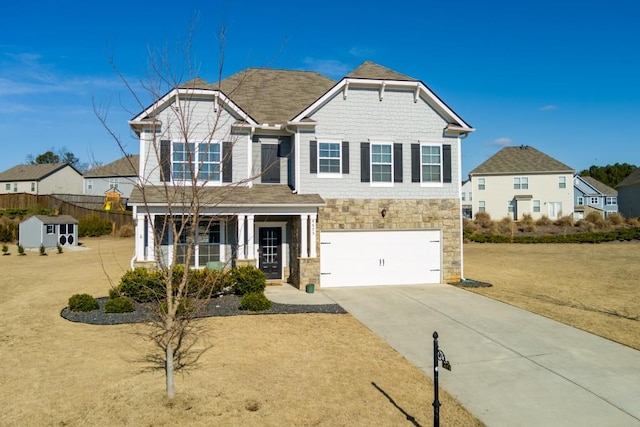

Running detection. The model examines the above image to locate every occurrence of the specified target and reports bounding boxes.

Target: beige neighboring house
[468,145,574,220]
[84,155,139,198]
[617,167,640,218]
[0,163,83,195]
[461,180,472,218]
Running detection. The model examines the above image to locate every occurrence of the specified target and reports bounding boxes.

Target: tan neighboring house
[617,167,640,218]
[84,155,139,198]
[0,163,83,195]
[468,145,574,220]
[128,61,474,289]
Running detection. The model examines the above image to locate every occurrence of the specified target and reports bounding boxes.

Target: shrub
[2,244,8,255]
[497,217,515,236]
[108,287,120,299]
[56,243,63,254]
[606,212,624,226]
[68,293,99,312]
[104,297,135,313]
[239,292,272,311]
[39,243,46,256]
[78,216,113,237]
[627,217,640,227]
[17,244,25,255]
[0,219,18,242]
[554,215,574,227]
[518,214,537,233]
[576,219,595,232]
[188,267,234,298]
[160,297,195,318]
[584,211,606,229]
[536,215,553,226]
[116,267,164,302]
[232,265,267,295]
[474,212,493,229]
[118,224,134,238]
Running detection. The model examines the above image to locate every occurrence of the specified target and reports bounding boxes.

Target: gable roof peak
[469,145,574,175]
[347,61,417,81]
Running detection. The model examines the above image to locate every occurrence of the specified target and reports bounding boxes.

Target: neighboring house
[468,146,574,220]
[128,61,474,289]
[18,215,78,248]
[617,167,640,218]
[461,180,472,219]
[573,175,618,219]
[0,163,83,195]
[84,155,139,198]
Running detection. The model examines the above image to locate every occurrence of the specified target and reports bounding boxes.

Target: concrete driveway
[322,284,640,426]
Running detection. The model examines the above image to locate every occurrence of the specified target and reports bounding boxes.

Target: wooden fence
[0,193,133,230]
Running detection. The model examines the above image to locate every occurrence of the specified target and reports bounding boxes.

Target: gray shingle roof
[129,184,324,206]
[617,167,640,188]
[469,146,574,175]
[581,176,617,196]
[84,155,139,178]
[182,69,336,125]
[0,163,74,182]
[33,215,78,224]
[346,61,417,81]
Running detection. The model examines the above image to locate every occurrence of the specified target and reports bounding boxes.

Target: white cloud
[540,105,558,111]
[302,58,352,78]
[349,47,375,58]
[491,137,513,146]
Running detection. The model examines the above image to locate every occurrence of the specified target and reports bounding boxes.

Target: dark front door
[259,227,282,279]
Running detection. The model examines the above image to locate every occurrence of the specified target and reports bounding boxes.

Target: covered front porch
[129,185,323,288]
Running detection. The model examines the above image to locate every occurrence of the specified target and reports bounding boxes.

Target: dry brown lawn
[464,242,640,350]
[0,237,481,426]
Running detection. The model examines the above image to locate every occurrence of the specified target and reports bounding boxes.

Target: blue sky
[1,0,639,177]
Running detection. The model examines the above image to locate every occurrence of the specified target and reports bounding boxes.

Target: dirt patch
[0,237,481,426]
[464,242,640,350]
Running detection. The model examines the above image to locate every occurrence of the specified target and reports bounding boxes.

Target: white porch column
[309,214,317,258]
[134,209,144,261]
[300,214,308,257]
[237,214,246,260]
[247,214,255,259]
[147,214,155,261]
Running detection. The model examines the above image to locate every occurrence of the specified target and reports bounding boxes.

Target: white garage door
[320,230,441,287]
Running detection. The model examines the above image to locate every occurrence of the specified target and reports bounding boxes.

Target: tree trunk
[166,344,175,399]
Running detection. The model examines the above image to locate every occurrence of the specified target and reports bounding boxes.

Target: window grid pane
[421,145,441,183]
[371,144,392,182]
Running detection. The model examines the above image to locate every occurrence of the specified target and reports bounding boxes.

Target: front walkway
[320,284,640,426]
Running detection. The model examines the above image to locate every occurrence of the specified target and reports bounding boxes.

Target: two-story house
[461,180,472,218]
[573,175,618,219]
[617,167,640,218]
[0,163,83,195]
[468,146,574,220]
[128,61,474,289]
[84,155,139,198]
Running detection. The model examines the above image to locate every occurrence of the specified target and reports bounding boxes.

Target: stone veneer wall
[317,198,462,283]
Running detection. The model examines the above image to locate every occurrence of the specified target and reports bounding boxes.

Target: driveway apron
[323,284,640,426]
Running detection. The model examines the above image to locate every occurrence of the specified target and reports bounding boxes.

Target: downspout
[458,132,469,281]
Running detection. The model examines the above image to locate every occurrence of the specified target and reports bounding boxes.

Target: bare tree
[95,25,261,399]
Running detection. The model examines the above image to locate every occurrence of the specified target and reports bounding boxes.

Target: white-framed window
[478,178,485,190]
[469,192,472,201]
[478,201,486,212]
[45,224,55,234]
[558,176,566,189]
[577,196,584,205]
[4,183,9,191]
[173,142,221,182]
[514,177,528,190]
[87,180,93,191]
[606,197,617,205]
[109,178,119,190]
[590,197,599,204]
[461,192,466,202]
[30,182,35,192]
[175,218,223,268]
[421,144,442,184]
[13,183,17,192]
[318,141,341,175]
[508,200,515,213]
[371,143,393,185]
[533,200,541,212]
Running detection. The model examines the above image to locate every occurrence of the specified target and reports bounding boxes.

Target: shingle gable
[347,61,417,81]
[580,176,617,196]
[470,146,574,175]
[84,155,139,178]
[0,163,72,182]
[617,167,640,188]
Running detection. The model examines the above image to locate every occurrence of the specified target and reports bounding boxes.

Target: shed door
[320,230,441,287]
[58,223,75,246]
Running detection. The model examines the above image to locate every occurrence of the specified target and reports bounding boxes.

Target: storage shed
[19,215,79,248]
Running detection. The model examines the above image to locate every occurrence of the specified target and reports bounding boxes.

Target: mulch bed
[61,295,346,326]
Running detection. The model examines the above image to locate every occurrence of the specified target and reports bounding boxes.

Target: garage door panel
[320,230,441,287]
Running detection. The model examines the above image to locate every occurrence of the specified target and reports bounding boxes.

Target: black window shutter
[160,140,171,182]
[393,143,403,183]
[360,142,370,182]
[443,144,452,183]
[411,143,420,183]
[222,141,233,183]
[342,141,349,174]
[310,141,317,174]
